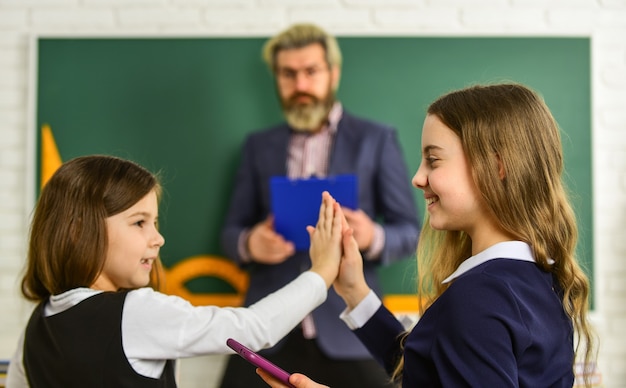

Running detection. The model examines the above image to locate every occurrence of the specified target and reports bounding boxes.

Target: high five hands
[309,192,372,309]
[256,191,373,388]
[305,191,349,288]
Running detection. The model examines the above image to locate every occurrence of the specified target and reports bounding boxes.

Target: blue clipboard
[270,174,358,251]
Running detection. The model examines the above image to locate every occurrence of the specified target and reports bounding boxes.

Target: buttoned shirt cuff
[237,229,252,263]
[363,223,385,261]
[339,290,381,330]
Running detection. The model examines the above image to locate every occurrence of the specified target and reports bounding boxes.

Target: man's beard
[281,91,335,132]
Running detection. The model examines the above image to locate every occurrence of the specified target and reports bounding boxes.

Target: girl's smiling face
[91,190,165,291]
[412,114,484,236]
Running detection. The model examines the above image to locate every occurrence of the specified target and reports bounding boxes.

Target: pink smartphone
[226,338,295,388]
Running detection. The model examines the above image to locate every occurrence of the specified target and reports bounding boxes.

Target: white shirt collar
[442,241,538,284]
[46,287,102,316]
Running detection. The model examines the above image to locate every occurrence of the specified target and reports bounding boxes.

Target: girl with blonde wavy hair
[259,83,597,388]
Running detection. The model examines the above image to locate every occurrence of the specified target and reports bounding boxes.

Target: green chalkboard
[36,37,592,301]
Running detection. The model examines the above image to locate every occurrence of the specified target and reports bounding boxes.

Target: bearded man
[219,23,420,388]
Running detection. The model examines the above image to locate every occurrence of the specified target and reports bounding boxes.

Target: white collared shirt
[6,272,327,387]
[340,241,542,330]
[442,241,537,283]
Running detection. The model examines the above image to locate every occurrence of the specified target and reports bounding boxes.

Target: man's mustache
[288,93,318,104]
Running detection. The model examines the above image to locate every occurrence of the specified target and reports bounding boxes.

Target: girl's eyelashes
[133,218,159,229]
[425,156,439,166]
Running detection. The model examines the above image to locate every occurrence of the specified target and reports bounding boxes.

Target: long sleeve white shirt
[6,271,326,387]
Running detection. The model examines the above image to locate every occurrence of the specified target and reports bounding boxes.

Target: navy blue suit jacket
[221,111,420,359]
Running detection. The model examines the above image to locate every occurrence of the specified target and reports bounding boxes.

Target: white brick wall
[0,1,624,387]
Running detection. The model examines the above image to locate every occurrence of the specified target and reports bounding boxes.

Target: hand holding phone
[226,338,295,388]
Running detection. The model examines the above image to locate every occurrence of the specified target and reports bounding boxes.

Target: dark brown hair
[21,155,162,301]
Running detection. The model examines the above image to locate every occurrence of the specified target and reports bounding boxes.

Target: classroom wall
[0,1,624,387]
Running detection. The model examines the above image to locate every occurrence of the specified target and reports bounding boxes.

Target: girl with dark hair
[7,154,345,388]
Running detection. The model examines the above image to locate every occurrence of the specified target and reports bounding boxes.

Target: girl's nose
[153,230,165,248]
[412,163,427,190]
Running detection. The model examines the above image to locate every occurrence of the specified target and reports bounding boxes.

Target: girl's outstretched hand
[306,191,344,288]
[333,225,371,310]
[256,369,329,388]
